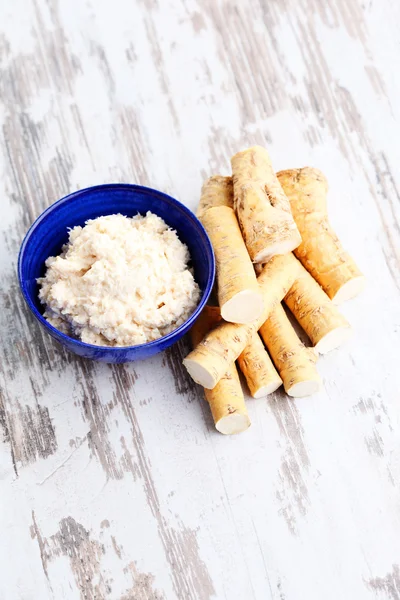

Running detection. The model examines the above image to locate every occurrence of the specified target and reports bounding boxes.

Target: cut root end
[252,380,282,398]
[215,413,251,435]
[286,379,321,398]
[254,237,301,264]
[314,326,352,355]
[183,359,216,389]
[332,276,366,304]
[221,289,264,324]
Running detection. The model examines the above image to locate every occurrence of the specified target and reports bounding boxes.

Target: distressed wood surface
[1,0,400,598]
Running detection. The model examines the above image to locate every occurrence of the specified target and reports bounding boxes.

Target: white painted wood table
[1,1,400,598]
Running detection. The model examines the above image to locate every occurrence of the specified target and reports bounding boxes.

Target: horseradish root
[183,254,300,389]
[184,318,254,390]
[200,205,264,324]
[285,259,352,354]
[238,333,282,398]
[190,306,250,435]
[231,146,301,263]
[197,175,233,218]
[206,367,251,434]
[259,304,321,398]
[182,149,365,425]
[278,167,365,303]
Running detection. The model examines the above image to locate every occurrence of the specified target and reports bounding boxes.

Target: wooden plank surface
[1,0,400,598]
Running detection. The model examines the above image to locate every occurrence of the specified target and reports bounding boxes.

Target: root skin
[183,254,300,388]
[278,167,365,303]
[259,304,322,398]
[190,306,250,435]
[231,146,301,263]
[237,333,282,398]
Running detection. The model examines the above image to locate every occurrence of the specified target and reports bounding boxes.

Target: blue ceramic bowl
[18,183,215,363]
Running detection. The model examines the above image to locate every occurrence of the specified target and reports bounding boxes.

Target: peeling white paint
[1,0,400,599]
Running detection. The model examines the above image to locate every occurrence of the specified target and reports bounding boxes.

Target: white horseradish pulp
[38,213,201,346]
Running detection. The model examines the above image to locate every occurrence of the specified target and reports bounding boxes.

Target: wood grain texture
[1,0,400,598]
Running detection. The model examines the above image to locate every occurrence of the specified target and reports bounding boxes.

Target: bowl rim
[18,182,215,352]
